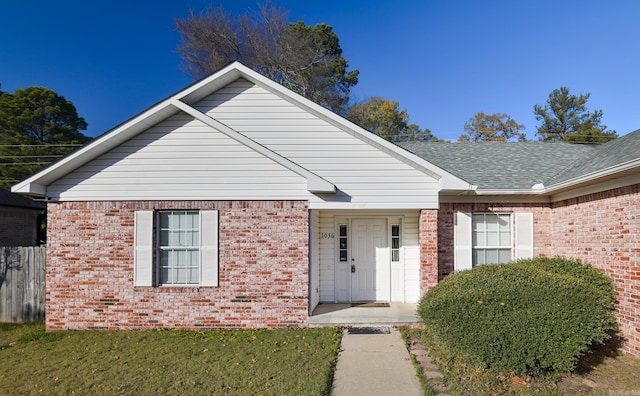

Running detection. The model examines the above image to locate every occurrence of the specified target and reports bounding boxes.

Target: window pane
[159,212,170,229]
[499,231,511,247]
[498,214,510,229]
[486,215,498,231]
[486,231,498,246]
[392,239,399,249]
[339,225,347,237]
[474,250,485,266]
[499,249,512,263]
[392,225,400,237]
[485,249,498,264]
[472,214,484,232]
[392,250,399,262]
[340,238,347,250]
[160,267,171,284]
[190,267,199,284]
[473,230,485,246]
[160,250,169,267]
[340,250,348,262]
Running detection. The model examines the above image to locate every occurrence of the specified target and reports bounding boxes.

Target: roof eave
[544,158,640,194]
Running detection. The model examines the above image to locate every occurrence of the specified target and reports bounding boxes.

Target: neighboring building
[0,189,45,246]
[11,63,640,356]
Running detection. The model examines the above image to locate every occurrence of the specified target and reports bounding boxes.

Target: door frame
[333,215,405,303]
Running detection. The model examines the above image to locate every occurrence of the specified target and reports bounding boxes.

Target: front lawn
[0,323,342,395]
[404,325,640,395]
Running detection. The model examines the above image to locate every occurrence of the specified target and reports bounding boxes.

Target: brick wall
[46,200,309,330]
[419,209,439,295]
[435,192,640,357]
[0,207,41,246]
[551,185,640,356]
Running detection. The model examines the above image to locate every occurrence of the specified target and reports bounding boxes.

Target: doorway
[350,218,389,301]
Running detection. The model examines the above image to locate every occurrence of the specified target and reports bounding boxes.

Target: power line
[0,155,64,159]
[0,144,83,148]
[0,162,52,166]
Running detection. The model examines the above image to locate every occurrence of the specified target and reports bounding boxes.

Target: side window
[339,224,348,262]
[391,224,400,262]
[134,210,218,287]
[472,213,512,266]
[158,211,200,285]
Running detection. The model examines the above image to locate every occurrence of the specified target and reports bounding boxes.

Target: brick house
[0,188,45,246]
[11,63,640,356]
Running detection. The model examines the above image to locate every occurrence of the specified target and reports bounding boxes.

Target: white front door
[351,219,389,301]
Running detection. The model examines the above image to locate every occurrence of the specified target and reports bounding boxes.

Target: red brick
[46,200,309,331]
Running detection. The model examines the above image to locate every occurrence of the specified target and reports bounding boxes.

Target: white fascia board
[170,99,336,194]
[464,159,640,197]
[472,189,546,195]
[11,64,251,196]
[544,158,640,194]
[12,104,179,196]
[214,63,474,192]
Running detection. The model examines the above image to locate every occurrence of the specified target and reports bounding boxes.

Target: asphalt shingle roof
[0,189,46,210]
[547,129,640,185]
[399,130,640,191]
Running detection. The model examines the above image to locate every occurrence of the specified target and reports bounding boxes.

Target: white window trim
[472,212,513,266]
[134,210,218,287]
[454,211,534,272]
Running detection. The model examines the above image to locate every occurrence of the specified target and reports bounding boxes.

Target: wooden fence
[0,246,46,322]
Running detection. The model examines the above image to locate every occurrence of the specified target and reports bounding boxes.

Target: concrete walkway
[331,326,423,396]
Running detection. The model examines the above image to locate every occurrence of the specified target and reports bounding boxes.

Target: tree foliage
[0,86,91,188]
[534,87,617,144]
[346,96,439,143]
[175,2,359,114]
[458,112,526,142]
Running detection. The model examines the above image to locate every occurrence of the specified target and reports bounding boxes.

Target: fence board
[0,246,45,322]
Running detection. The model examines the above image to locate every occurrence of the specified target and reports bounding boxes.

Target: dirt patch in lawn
[557,335,640,395]
[404,327,640,395]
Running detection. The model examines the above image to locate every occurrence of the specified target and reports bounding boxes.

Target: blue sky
[2,0,639,141]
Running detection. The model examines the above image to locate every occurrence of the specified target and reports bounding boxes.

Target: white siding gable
[194,79,440,209]
[48,114,311,201]
[13,63,468,199]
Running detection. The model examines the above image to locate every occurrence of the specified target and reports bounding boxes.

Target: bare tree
[175,2,358,114]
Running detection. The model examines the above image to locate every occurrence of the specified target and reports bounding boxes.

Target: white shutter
[454,212,473,271]
[200,210,219,286]
[515,212,534,260]
[134,211,153,286]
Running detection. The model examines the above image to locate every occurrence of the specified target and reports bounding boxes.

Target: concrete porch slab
[308,303,419,326]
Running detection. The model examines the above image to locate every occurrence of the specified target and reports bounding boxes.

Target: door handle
[351,264,356,273]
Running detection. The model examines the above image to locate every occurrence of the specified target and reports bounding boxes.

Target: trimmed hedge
[418,257,617,376]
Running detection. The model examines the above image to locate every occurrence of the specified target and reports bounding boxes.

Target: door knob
[351,264,356,273]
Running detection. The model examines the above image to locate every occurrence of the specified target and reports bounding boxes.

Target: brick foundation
[46,200,309,330]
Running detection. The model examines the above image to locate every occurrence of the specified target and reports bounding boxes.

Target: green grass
[0,323,342,395]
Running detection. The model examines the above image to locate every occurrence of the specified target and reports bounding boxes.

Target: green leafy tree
[0,86,91,188]
[534,87,617,144]
[346,96,439,143]
[458,112,526,142]
[175,2,359,114]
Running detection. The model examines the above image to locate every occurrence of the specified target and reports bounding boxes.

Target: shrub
[417,257,617,376]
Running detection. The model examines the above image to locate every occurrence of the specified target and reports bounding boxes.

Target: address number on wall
[320,233,335,239]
